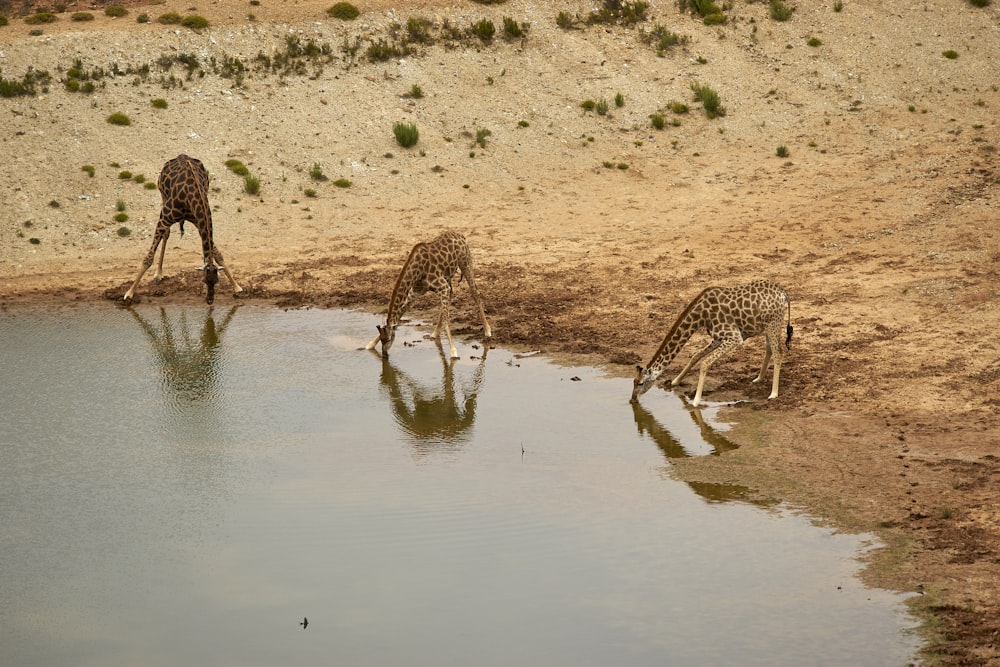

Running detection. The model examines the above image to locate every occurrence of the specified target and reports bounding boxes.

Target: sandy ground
[1,0,999,662]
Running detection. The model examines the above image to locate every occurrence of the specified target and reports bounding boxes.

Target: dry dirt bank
[1,0,999,663]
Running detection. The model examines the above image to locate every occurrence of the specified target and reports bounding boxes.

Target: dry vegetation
[1,0,999,663]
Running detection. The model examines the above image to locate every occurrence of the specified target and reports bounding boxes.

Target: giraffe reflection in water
[128,305,239,403]
[630,400,767,504]
[376,341,488,457]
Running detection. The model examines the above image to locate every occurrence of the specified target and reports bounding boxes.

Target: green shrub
[409,83,423,98]
[595,98,609,115]
[225,159,249,176]
[181,14,209,30]
[105,5,128,17]
[310,163,327,181]
[807,36,822,47]
[475,128,492,148]
[157,12,182,24]
[776,145,789,157]
[393,122,419,148]
[327,2,360,20]
[136,13,149,23]
[71,12,95,21]
[502,16,527,39]
[117,226,131,237]
[769,0,794,21]
[333,178,351,188]
[518,120,529,127]
[650,112,665,130]
[151,98,168,109]
[0,15,8,26]
[82,164,96,177]
[472,19,496,42]
[614,92,625,108]
[244,174,261,195]
[304,188,317,198]
[25,12,57,24]
[133,174,146,184]
[144,182,157,190]
[118,170,133,179]
[556,11,576,29]
[942,49,959,59]
[116,199,127,212]
[114,212,129,223]
[107,112,131,126]
[580,99,596,111]
[968,0,990,6]
[670,101,689,114]
[690,82,725,118]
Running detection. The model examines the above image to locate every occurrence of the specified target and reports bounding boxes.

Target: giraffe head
[375,323,396,357]
[630,365,658,403]
[201,264,219,305]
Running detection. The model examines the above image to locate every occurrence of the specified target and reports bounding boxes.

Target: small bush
[393,122,419,148]
[776,145,789,158]
[502,16,527,39]
[580,99,596,111]
[25,12,57,24]
[310,163,328,181]
[304,188,317,198]
[769,0,794,21]
[116,199,127,212]
[833,1,843,11]
[144,182,157,190]
[475,128,492,148]
[244,174,261,195]
[333,178,351,188]
[518,120,529,128]
[118,170,132,179]
[71,12,95,21]
[409,83,423,99]
[556,11,576,29]
[807,37,822,47]
[151,98,168,109]
[942,50,959,59]
[650,113,665,130]
[181,14,209,30]
[614,92,625,108]
[670,101,690,114]
[117,226,131,237]
[327,2,360,20]
[968,0,990,6]
[136,13,149,23]
[105,5,128,17]
[114,212,129,223]
[595,99,609,116]
[133,174,146,184]
[82,164,95,177]
[0,15,8,27]
[157,12,182,25]
[225,159,249,176]
[690,82,725,118]
[29,237,41,245]
[107,112,131,126]
[472,19,496,42]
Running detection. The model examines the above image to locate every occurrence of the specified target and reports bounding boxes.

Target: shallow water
[0,305,917,666]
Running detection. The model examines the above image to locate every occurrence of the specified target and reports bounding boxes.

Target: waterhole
[0,305,917,666]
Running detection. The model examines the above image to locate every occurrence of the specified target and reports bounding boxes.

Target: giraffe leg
[152,226,171,284]
[123,227,168,302]
[765,325,785,400]
[461,263,492,339]
[672,340,718,387]
[692,336,741,407]
[435,288,458,359]
[752,338,772,385]
[210,244,243,294]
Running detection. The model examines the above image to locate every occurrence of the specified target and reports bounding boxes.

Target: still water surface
[0,305,917,666]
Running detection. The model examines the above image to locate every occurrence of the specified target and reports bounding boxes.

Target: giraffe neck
[644,292,706,382]
[385,244,424,328]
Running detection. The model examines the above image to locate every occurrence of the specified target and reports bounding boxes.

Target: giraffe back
[693,279,787,341]
[158,154,211,229]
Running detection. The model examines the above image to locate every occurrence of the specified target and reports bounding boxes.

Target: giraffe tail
[784,292,793,350]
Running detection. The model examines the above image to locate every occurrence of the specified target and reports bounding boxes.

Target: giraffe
[630,279,792,407]
[366,230,492,359]
[122,154,242,305]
